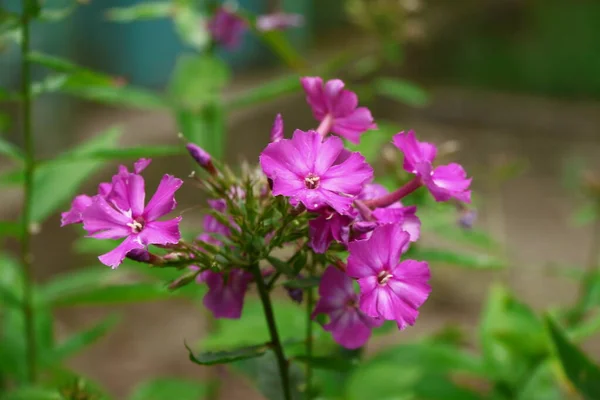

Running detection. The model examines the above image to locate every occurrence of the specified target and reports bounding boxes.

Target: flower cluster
[62,75,471,350]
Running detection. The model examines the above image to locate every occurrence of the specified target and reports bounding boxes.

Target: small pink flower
[300,77,376,144]
[198,268,253,319]
[347,224,431,330]
[81,162,182,268]
[256,12,304,32]
[393,131,471,203]
[260,129,373,214]
[312,266,382,349]
[208,7,246,49]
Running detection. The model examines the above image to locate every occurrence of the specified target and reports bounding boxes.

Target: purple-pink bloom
[392,131,471,203]
[347,223,431,330]
[208,6,246,49]
[81,165,183,269]
[256,12,304,32]
[260,129,373,214]
[312,266,382,349]
[196,268,253,319]
[308,210,351,253]
[300,77,376,144]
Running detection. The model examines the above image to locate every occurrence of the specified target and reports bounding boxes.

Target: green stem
[251,264,292,400]
[20,0,37,384]
[305,286,314,399]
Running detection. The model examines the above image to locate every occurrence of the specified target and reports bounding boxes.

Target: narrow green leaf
[0,387,63,400]
[129,378,207,400]
[62,84,170,110]
[0,137,24,162]
[39,5,77,22]
[227,74,301,109]
[0,220,22,239]
[0,168,24,186]
[49,314,120,364]
[31,126,122,223]
[173,6,210,51]
[187,342,268,365]
[0,284,21,308]
[40,267,114,303]
[255,29,306,71]
[107,2,173,22]
[545,316,600,400]
[28,52,113,85]
[59,145,184,161]
[31,73,70,96]
[50,283,178,307]
[281,276,320,289]
[410,247,505,269]
[266,256,296,277]
[375,77,430,107]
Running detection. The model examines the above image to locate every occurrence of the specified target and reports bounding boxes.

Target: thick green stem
[305,286,314,399]
[20,0,37,383]
[251,264,292,400]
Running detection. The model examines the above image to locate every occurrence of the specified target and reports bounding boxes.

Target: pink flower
[308,210,351,253]
[208,7,246,49]
[312,266,382,349]
[197,268,253,319]
[347,224,431,330]
[81,163,183,268]
[60,159,151,227]
[392,131,471,203]
[300,77,376,144]
[260,129,373,214]
[270,113,284,143]
[256,12,304,32]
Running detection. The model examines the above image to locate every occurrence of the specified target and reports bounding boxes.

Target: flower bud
[168,268,202,291]
[270,113,284,142]
[458,209,477,229]
[126,249,163,265]
[186,143,217,175]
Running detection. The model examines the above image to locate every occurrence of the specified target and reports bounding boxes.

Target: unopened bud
[186,143,217,175]
[458,209,477,230]
[168,269,201,290]
[285,286,303,304]
[126,249,163,265]
[270,113,284,142]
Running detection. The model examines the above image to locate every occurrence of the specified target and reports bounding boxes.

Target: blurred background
[2,0,600,398]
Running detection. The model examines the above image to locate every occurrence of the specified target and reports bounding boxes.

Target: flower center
[127,218,144,234]
[304,173,320,189]
[377,270,393,285]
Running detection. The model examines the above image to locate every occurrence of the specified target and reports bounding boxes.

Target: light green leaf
[31,73,70,96]
[545,316,600,400]
[28,52,114,86]
[30,126,122,223]
[375,77,430,107]
[49,314,120,363]
[107,2,173,22]
[0,387,63,400]
[516,359,566,400]
[187,342,269,365]
[0,137,23,162]
[49,283,178,307]
[571,203,599,226]
[39,5,77,22]
[129,378,207,400]
[227,74,301,109]
[168,54,229,111]
[173,6,210,50]
[59,145,184,161]
[62,84,170,110]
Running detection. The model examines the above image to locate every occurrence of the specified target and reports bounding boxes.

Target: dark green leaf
[49,314,120,363]
[227,74,301,109]
[0,284,21,308]
[375,77,430,107]
[129,378,207,400]
[410,248,506,270]
[266,256,296,276]
[545,316,600,400]
[187,342,268,365]
[0,387,63,400]
[31,126,122,223]
[281,276,320,289]
[294,355,354,372]
[0,220,22,239]
[107,2,172,22]
[0,137,24,162]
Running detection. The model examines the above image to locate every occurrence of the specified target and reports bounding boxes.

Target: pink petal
[428,163,472,203]
[82,197,131,239]
[138,217,182,246]
[98,236,144,269]
[332,107,376,144]
[392,130,437,174]
[143,175,183,221]
[202,269,252,319]
[331,88,358,117]
[313,135,344,176]
[61,194,93,226]
[127,173,146,217]
[134,158,152,174]
[300,76,327,120]
[321,152,373,196]
[323,79,345,111]
[325,309,373,349]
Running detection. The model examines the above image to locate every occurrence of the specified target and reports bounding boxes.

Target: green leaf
[0,168,24,186]
[175,104,225,160]
[59,145,184,161]
[294,355,354,372]
[40,267,114,303]
[281,276,320,289]
[49,314,120,363]
[0,387,63,400]
[28,52,114,86]
[173,6,209,50]
[545,316,600,400]
[346,122,394,163]
[571,203,599,226]
[266,256,296,276]
[62,84,170,109]
[50,283,180,307]
[516,359,566,400]
[31,73,70,96]
[255,29,306,71]
[30,126,122,223]
[227,74,301,109]
[0,137,24,162]
[409,248,506,270]
[129,378,207,400]
[168,54,229,111]
[187,342,269,365]
[0,220,22,239]
[107,2,173,22]
[375,77,430,107]
[39,5,77,22]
